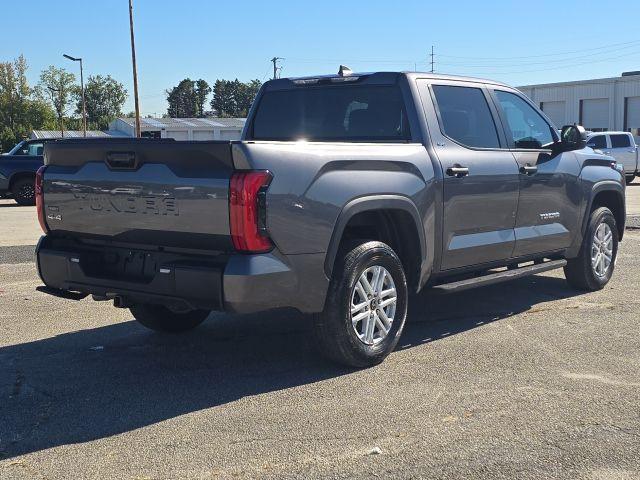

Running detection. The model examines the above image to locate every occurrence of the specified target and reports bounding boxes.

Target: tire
[130,304,209,333]
[313,241,408,368]
[626,175,635,184]
[11,177,36,206]
[564,207,618,291]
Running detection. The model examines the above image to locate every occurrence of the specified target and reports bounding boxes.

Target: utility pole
[129,0,141,137]
[47,86,64,138]
[430,45,435,73]
[63,54,86,136]
[271,57,283,79]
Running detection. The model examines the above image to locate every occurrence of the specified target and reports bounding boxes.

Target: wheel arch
[8,171,36,191]
[585,181,625,241]
[324,195,426,292]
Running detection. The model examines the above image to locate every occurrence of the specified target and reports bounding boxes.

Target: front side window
[431,85,500,149]
[26,142,44,156]
[495,90,555,149]
[610,134,631,148]
[250,85,410,142]
[587,135,607,149]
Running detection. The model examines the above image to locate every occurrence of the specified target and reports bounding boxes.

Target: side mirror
[559,124,587,151]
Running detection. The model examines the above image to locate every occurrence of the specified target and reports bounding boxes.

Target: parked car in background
[586,131,638,183]
[0,139,51,205]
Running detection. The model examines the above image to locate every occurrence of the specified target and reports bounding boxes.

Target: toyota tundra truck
[35,71,626,367]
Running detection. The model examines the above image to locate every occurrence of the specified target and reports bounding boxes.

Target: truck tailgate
[42,139,234,251]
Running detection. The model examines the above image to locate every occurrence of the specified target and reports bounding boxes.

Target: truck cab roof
[268,71,510,89]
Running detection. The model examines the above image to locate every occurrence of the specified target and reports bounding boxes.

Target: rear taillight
[229,170,273,253]
[35,165,48,233]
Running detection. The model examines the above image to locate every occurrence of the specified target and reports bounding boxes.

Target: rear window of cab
[249,85,411,142]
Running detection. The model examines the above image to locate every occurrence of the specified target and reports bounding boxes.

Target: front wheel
[313,241,408,368]
[12,177,36,206]
[564,207,618,291]
[626,174,635,184]
[130,304,209,333]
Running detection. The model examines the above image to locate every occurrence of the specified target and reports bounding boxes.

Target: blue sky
[2,0,639,116]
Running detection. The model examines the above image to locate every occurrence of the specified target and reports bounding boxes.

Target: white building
[109,117,246,140]
[518,72,640,140]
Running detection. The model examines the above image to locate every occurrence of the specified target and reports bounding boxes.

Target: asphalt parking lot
[1,188,640,479]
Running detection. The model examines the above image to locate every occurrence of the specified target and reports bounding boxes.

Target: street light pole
[63,54,87,136]
[128,0,141,138]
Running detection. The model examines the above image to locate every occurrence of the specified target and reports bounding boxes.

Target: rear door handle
[520,165,538,175]
[446,166,469,178]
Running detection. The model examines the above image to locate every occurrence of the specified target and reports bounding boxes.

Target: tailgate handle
[106,152,137,170]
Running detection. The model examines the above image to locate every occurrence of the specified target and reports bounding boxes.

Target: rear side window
[250,85,410,142]
[610,134,631,148]
[588,135,607,149]
[432,85,500,149]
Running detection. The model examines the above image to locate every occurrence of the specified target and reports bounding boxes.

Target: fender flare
[324,195,426,278]
[582,181,625,234]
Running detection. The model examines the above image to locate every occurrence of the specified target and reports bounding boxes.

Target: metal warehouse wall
[518,75,640,137]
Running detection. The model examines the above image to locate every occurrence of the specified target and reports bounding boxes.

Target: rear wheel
[313,241,408,368]
[12,177,36,206]
[130,304,209,333]
[564,207,618,291]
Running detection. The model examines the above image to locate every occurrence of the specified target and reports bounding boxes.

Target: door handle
[446,166,469,178]
[519,165,538,175]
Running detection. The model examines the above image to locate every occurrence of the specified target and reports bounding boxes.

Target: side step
[431,259,567,294]
[36,285,88,301]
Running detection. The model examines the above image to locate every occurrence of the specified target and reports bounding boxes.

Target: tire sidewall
[334,243,408,364]
[584,208,618,289]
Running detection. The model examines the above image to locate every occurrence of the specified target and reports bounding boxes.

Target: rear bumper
[36,236,329,314]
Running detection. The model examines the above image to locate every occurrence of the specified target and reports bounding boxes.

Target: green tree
[166,78,210,118]
[76,75,127,130]
[39,65,77,135]
[0,55,57,151]
[194,79,211,117]
[210,79,261,117]
[235,79,261,117]
[210,80,235,117]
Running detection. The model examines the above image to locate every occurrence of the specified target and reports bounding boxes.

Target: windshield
[7,141,26,155]
[250,85,411,142]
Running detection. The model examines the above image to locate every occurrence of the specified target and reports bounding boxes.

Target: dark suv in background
[0,139,50,205]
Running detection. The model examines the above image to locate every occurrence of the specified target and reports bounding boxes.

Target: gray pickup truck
[35,71,626,367]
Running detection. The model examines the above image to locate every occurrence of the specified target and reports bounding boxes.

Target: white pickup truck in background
[586,131,639,183]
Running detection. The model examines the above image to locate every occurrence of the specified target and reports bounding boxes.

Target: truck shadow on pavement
[0,274,584,459]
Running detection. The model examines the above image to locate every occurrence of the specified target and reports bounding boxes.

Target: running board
[431,259,567,294]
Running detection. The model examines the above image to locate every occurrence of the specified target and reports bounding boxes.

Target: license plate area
[83,249,158,283]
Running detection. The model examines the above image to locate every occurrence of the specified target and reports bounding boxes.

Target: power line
[436,42,640,68]
[443,48,640,76]
[436,39,640,60]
